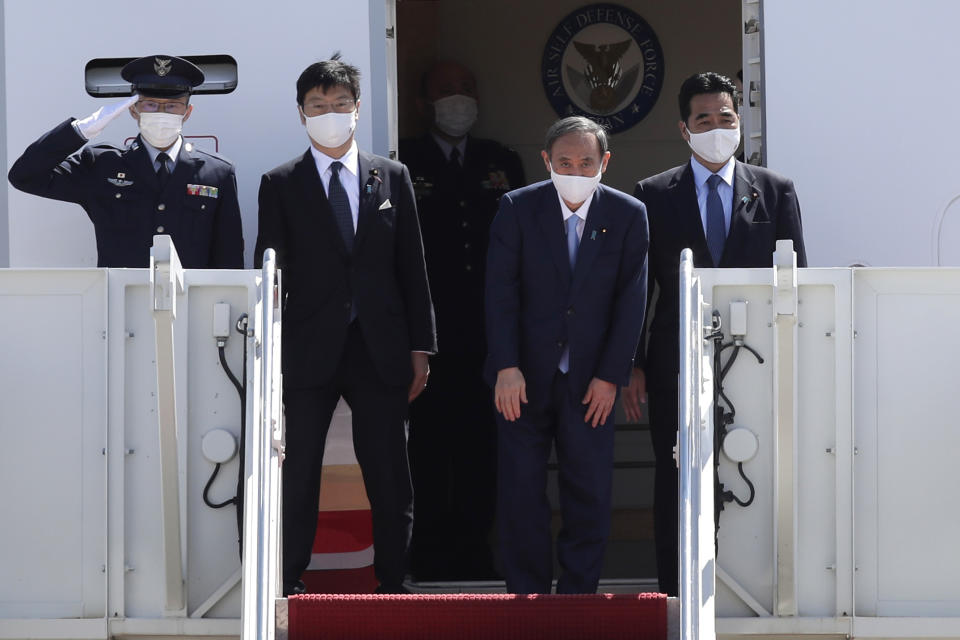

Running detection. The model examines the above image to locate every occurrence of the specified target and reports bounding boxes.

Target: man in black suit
[486,116,648,594]
[400,61,525,581]
[622,72,807,596]
[253,55,436,595]
[8,54,243,268]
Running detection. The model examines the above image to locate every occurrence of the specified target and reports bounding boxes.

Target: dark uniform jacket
[635,159,807,388]
[254,148,437,390]
[399,135,524,361]
[8,118,244,268]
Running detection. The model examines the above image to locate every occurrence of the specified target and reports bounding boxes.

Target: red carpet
[312,510,373,553]
[288,593,667,639]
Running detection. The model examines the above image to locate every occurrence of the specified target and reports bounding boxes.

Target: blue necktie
[566,214,581,268]
[328,161,354,253]
[706,174,726,265]
[559,214,580,373]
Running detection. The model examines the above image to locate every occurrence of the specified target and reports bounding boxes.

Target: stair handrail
[678,248,715,640]
[149,234,187,617]
[241,249,283,640]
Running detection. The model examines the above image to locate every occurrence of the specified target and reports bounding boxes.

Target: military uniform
[8,118,243,268]
[400,134,525,580]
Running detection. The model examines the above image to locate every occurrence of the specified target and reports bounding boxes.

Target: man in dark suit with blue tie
[485,116,648,594]
[254,55,436,595]
[621,71,807,596]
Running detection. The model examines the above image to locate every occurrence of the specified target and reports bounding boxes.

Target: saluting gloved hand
[73,94,139,140]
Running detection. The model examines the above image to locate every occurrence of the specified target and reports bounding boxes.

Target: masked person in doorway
[399,60,525,581]
[485,116,648,594]
[8,54,243,268]
[254,54,436,596]
[622,71,807,596]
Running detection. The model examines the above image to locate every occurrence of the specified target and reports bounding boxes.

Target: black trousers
[648,381,679,596]
[282,323,413,590]
[497,372,616,594]
[408,352,497,580]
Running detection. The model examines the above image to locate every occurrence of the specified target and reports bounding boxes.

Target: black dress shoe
[283,580,306,597]
[374,583,411,594]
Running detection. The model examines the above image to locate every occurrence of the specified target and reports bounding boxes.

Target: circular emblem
[541,4,665,134]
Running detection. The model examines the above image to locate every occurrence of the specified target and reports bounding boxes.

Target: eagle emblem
[571,40,632,113]
[154,57,172,77]
[541,5,664,133]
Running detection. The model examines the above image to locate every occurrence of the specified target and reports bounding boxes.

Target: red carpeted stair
[288,592,667,639]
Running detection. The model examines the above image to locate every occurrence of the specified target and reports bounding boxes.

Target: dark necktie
[328,161,354,252]
[449,147,461,170]
[157,152,170,188]
[706,174,726,265]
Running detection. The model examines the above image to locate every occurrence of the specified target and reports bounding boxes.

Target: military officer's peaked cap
[121,55,204,97]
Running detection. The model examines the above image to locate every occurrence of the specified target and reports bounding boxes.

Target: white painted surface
[694,264,960,638]
[0,271,106,618]
[0,266,270,636]
[764,0,960,267]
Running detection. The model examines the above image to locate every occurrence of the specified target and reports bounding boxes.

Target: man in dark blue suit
[485,116,648,594]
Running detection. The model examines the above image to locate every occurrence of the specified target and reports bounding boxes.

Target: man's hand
[408,352,430,402]
[73,94,139,140]
[621,367,647,423]
[582,377,617,428]
[495,367,527,422]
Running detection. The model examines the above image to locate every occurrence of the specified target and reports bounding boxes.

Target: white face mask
[138,112,183,149]
[433,95,478,138]
[303,109,357,148]
[550,165,602,206]
[685,126,741,164]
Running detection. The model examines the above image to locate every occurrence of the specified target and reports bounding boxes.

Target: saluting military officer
[8,54,243,268]
[400,60,525,581]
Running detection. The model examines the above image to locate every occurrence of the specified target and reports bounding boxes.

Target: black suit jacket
[8,118,243,268]
[254,148,436,389]
[635,159,807,388]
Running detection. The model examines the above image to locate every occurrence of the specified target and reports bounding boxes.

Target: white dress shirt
[310,140,360,231]
[690,155,736,236]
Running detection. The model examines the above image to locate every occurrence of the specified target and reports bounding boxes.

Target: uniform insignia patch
[154,57,172,76]
[481,170,511,191]
[108,178,134,187]
[188,184,219,198]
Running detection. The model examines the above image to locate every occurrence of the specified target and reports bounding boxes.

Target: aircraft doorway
[396,0,742,589]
